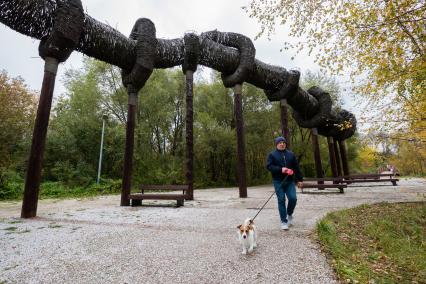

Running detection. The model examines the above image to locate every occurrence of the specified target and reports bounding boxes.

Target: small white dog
[237,218,257,254]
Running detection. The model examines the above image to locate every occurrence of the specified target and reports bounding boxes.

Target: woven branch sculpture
[0,0,356,140]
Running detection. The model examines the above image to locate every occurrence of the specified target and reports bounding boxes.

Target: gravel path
[1,178,425,283]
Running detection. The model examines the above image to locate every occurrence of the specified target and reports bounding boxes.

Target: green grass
[2,226,30,234]
[316,202,426,283]
[3,226,18,232]
[48,223,62,229]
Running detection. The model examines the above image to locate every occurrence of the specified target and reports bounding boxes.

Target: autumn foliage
[0,71,37,169]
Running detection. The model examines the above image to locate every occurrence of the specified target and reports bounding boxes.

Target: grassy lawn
[317,202,426,283]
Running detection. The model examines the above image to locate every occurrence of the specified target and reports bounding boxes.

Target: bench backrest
[304,177,344,182]
[342,173,395,179]
[140,184,188,191]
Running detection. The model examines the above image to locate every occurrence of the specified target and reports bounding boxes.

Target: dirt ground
[1,178,425,283]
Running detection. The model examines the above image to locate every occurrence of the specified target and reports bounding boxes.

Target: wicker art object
[0,0,356,140]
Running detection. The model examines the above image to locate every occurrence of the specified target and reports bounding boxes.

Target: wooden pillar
[280,99,290,149]
[234,84,247,198]
[311,128,324,183]
[21,57,59,218]
[185,70,194,200]
[333,139,343,177]
[338,140,350,176]
[327,137,339,178]
[120,89,137,206]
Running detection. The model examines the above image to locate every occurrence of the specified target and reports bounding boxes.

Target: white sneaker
[288,215,293,226]
[281,222,289,230]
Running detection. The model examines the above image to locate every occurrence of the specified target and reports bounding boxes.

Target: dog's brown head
[237,219,254,238]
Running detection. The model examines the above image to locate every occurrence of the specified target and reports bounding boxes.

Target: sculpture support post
[327,137,338,178]
[234,84,247,198]
[185,70,194,200]
[333,139,343,177]
[280,99,290,149]
[338,140,350,176]
[121,89,137,206]
[311,128,324,183]
[21,57,58,218]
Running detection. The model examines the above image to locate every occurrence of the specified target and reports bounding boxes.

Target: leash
[251,176,289,222]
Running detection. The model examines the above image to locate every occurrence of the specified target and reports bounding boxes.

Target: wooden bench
[343,173,399,186]
[301,177,347,193]
[128,184,188,207]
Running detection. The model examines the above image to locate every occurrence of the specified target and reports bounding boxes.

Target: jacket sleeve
[292,155,303,182]
[266,153,282,174]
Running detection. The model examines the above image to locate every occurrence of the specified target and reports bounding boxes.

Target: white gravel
[0,177,425,283]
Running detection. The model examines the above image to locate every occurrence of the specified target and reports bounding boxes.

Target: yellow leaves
[333,120,354,131]
[342,120,353,131]
[245,0,425,131]
[357,145,379,170]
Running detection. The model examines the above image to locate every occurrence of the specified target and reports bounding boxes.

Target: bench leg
[339,188,344,194]
[131,199,142,207]
[177,200,184,207]
[391,181,397,186]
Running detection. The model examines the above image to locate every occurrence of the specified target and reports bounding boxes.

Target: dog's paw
[253,243,257,248]
[248,247,253,253]
[241,250,247,255]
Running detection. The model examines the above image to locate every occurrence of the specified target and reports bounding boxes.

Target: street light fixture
[97,114,108,184]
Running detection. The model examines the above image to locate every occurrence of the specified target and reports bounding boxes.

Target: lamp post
[97,114,108,184]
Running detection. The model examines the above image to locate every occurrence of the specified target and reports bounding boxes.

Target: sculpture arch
[0,0,357,217]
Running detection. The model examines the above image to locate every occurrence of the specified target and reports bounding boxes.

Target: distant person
[266,137,303,230]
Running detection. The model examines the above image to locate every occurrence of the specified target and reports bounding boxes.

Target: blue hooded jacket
[266,149,303,182]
